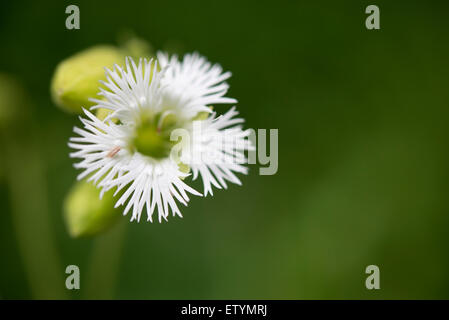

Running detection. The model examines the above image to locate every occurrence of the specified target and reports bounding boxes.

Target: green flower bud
[64,179,121,238]
[120,36,153,60]
[51,45,125,114]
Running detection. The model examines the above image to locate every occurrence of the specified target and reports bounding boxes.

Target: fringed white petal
[157,51,237,119]
[89,57,166,124]
[182,107,254,196]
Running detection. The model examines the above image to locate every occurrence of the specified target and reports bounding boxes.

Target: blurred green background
[1,0,449,299]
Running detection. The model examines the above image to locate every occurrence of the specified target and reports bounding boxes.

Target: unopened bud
[64,179,121,238]
[51,45,125,114]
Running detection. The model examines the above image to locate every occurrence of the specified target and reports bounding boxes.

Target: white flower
[69,55,252,222]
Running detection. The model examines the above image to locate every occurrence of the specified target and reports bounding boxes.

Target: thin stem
[84,220,127,299]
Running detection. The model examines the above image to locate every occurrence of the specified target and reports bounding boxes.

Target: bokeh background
[1,0,449,299]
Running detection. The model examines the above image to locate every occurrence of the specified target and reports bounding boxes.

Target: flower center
[131,111,179,159]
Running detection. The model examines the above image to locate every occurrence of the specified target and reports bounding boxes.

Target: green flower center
[131,111,178,159]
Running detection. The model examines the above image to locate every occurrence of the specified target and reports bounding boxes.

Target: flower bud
[64,179,121,238]
[51,45,125,114]
[120,36,153,60]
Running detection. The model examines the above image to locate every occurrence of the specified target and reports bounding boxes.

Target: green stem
[84,220,127,299]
